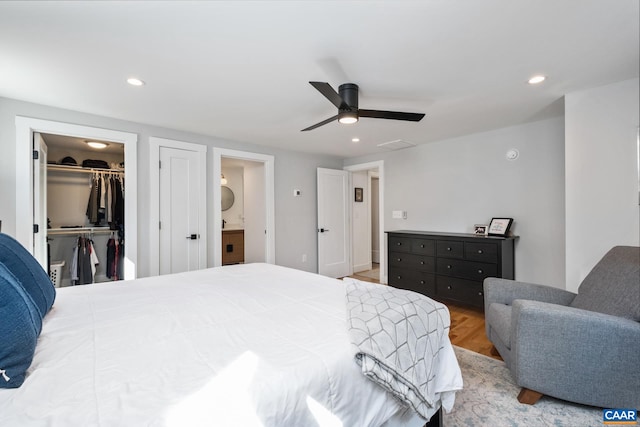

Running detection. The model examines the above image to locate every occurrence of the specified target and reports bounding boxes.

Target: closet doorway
[43,133,126,286]
[212,148,275,267]
[15,116,138,280]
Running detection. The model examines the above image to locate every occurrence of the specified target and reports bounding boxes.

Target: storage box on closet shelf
[49,260,65,288]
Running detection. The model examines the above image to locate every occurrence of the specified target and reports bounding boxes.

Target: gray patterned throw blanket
[344,278,452,419]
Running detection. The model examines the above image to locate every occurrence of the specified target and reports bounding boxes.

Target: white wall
[565,78,640,292]
[220,166,244,228]
[351,170,370,272]
[371,177,380,263]
[346,117,567,287]
[0,96,343,277]
[243,161,266,263]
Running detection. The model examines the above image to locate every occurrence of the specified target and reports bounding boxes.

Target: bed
[0,233,462,426]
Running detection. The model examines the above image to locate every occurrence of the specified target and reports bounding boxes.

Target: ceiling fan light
[338,111,358,124]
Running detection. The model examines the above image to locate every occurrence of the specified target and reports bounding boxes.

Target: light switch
[392,210,403,219]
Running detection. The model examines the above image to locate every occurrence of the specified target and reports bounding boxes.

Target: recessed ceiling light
[86,141,108,149]
[352,138,360,142]
[127,77,145,86]
[528,75,546,85]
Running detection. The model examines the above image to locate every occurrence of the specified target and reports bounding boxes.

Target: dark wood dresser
[386,230,516,309]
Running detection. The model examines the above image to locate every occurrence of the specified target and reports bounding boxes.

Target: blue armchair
[484,246,640,408]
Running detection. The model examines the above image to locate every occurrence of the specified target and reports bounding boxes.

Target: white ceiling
[1,1,638,158]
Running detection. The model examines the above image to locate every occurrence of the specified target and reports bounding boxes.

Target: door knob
[318,228,330,233]
[186,234,199,240]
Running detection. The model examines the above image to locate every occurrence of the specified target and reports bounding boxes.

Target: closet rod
[47,164,124,174]
[48,227,114,236]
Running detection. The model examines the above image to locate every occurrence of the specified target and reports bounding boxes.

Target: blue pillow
[0,261,41,388]
[0,233,55,319]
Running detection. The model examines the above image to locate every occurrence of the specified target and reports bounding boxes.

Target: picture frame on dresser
[473,224,488,235]
[488,218,513,236]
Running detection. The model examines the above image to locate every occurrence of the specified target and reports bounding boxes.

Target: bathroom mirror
[221,186,235,211]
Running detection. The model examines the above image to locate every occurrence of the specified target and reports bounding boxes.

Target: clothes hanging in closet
[70,237,99,285]
[86,173,124,228]
[106,236,124,280]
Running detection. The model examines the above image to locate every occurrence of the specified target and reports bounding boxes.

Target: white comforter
[0,263,461,426]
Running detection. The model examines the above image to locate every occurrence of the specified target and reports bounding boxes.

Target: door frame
[344,160,386,283]
[149,137,207,276]
[212,148,275,267]
[14,116,138,279]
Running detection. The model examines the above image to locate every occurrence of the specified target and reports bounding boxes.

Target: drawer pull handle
[397,242,402,246]
[447,247,452,251]
[447,285,452,290]
[397,275,401,279]
[420,244,425,248]
[420,261,424,265]
[478,291,483,296]
[397,258,402,262]
[420,280,425,285]
[447,265,452,269]
[478,269,483,274]
[477,249,483,254]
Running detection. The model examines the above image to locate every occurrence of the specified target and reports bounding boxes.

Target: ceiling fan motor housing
[338,83,359,110]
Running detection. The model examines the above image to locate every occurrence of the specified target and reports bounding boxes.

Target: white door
[159,146,206,274]
[243,161,266,263]
[317,168,351,278]
[33,132,48,270]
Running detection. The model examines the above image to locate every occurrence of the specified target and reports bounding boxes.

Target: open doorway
[220,157,267,265]
[344,161,385,283]
[212,148,275,267]
[42,133,126,287]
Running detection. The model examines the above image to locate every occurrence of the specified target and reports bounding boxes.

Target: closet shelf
[48,227,115,236]
[47,164,124,174]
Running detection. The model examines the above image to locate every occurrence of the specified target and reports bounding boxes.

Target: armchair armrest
[511,299,640,408]
[483,277,576,311]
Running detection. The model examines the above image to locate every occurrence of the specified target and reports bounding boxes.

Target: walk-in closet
[43,133,125,287]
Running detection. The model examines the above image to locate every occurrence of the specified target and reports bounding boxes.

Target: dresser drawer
[389,236,412,253]
[411,238,435,256]
[389,268,435,296]
[465,242,498,263]
[436,258,497,280]
[436,276,485,308]
[389,252,435,272]
[436,240,464,259]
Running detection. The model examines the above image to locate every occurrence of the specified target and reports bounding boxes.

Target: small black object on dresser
[386,231,517,309]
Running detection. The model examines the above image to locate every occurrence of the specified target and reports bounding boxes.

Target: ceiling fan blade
[359,109,425,122]
[309,81,347,109]
[301,114,340,132]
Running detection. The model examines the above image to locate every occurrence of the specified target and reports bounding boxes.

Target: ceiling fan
[301,81,425,131]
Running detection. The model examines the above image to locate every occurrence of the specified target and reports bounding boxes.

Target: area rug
[444,346,602,426]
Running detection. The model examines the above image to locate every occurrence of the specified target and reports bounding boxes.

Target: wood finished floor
[350,270,503,361]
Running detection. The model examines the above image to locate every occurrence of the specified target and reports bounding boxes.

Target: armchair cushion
[570,246,640,321]
[485,303,512,348]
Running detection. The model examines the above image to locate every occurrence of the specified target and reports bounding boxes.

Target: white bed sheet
[0,263,460,426]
